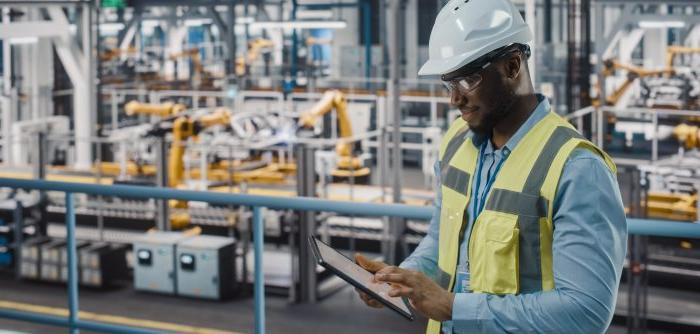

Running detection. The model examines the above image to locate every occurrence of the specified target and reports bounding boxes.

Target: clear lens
[443,73,483,94]
[442,81,453,93]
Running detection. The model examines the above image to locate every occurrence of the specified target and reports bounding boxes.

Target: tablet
[309,236,414,320]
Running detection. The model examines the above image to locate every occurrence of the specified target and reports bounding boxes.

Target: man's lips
[460,107,478,117]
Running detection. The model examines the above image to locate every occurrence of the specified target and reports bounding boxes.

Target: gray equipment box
[39,240,67,282]
[133,232,192,295]
[76,243,128,287]
[176,235,236,300]
[20,237,51,280]
[20,237,51,262]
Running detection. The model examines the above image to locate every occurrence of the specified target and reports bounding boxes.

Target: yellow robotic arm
[666,46,700,69]
[168,108,232,187]
[236,38,274,76]
[125,101,186,118]
[298,90,369,179]
[673,123,700,149]
[595,60,675,106]
[168,48,204,85]
[298,90,354,158]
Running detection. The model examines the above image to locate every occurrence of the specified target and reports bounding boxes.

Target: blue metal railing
[0,178,431,334]
[0,177,700,333]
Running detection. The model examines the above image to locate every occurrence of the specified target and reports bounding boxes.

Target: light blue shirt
[400,95,627,333]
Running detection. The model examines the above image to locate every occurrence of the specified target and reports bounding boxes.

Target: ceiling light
[185,18,212,27]
[249,20,347,30]
[237,17,256,24]
[638,20,686,29]
[99,22,125,33]
[8,37,38,45]
[141,20,160,28]
[296,10,334,20]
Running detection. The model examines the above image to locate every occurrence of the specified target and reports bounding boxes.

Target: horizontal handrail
[2,177,700,238]
[0,178,433,220]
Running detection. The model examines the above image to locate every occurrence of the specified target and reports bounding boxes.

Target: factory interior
[1,0,700,333]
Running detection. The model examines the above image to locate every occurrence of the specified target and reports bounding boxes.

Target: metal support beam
[155,138,169,231]
[47,6,92,169]
[386,0,403,265]
[33,132,46,180]
[387,0,402,206]
[118,12,141,53]
[362,0,372,87]
[525,0,536,84]
[13,200,23,280]
[290,0,299,89]
[626,168,648,334]
[544,0,553,43]
[294,144,316,303]
[0,22,70,39]
[1,95,12,164]
[226,4,238,78]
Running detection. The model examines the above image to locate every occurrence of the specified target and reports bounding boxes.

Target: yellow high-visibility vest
[426,111,616,334]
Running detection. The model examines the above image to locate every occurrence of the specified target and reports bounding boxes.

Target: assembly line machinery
[0,88,445,299]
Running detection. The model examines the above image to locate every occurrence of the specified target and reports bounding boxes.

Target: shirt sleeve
[399,160,441,282]
[451,148,628,334]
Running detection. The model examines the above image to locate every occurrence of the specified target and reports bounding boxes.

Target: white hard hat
[418,0,533,76]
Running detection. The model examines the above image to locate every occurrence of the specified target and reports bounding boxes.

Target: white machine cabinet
[176,235,236,300]
[133,232,191,295]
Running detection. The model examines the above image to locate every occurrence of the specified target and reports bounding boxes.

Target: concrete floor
[1,271,698,334]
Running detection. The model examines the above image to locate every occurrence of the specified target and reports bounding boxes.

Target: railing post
[253,206,265,334]
[65,192,79,334]
[13,199,23,281]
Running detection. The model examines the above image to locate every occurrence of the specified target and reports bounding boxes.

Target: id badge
[454,271,470,293]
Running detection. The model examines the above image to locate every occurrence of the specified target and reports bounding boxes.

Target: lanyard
[471,141,507,220]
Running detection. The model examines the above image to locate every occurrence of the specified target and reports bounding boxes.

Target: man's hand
[375,266,455,321]
[354,254,388,308]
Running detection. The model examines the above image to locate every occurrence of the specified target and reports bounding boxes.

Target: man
[355,0,627,333]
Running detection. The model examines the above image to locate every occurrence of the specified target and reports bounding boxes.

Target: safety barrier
[0,177,699,333]
[0,178,431,334]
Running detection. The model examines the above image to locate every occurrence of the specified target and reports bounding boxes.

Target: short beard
[470,88,517,136]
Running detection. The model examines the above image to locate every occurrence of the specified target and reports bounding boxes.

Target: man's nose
[450,87,466,106]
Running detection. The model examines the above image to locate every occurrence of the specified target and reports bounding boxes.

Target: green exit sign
[101,0,125,8]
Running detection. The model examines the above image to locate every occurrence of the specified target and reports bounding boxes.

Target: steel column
[290,0,299,88]
[253,206,265,334]
[155,138,169,230]
[386,0,404,265]
[294,144,317,303]
[362,0,372,88]
[13,199,22,280]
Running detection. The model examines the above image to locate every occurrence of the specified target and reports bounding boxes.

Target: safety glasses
[441,64,491,94]
[441,45,528,94]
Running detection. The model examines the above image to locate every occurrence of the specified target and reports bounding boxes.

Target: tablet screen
[311,237,413,318]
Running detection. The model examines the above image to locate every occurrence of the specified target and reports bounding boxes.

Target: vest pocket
[470,211,520,294]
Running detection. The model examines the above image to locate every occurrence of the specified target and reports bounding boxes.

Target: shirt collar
[472,94,550,155]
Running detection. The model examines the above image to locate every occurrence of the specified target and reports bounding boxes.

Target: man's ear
[504,54,522,79]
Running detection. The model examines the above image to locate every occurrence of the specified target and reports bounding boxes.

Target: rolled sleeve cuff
[399,260,419,271]
[452,293,485,332]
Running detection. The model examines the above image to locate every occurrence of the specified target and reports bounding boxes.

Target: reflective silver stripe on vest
[440,124,471,180]
[436,268,452,290]
[520,126,582,293]
[443,166,470,195]
[485,189,548,217]
[483,126,581,293]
